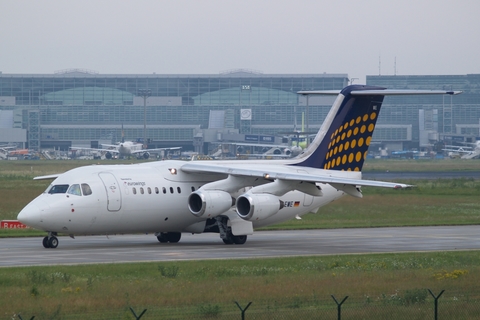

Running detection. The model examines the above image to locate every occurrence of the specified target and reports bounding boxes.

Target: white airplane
[71,140,181,159]
[234,142,297,158]
[17,85,461,248]
[443,141,480,159]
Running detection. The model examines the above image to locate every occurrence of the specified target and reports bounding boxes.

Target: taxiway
[1,225,479,267]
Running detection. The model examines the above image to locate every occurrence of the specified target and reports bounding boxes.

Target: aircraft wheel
[222,237,234,245]
[232,235,247,245]
[166,232,181,243]
[157,233,168,243]
[48,236,59,249]
[42,236,50,248]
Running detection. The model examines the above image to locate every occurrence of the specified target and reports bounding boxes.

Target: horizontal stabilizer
[298,89,462,95]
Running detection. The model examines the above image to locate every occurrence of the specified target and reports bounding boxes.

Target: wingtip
[394,184,414,189]
[447,91,463,95]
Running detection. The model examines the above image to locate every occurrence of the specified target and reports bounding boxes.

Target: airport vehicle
[17,85,461,248]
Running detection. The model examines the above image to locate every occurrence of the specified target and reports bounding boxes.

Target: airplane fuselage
[19,161,345,236]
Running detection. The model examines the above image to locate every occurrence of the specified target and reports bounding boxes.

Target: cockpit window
[48,184,69,194]
[81,183,92,196]
[67,184,82,196]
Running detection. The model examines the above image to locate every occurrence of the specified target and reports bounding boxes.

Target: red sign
[1,220,29,229]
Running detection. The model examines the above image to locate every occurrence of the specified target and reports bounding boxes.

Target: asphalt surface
[1,226,479,267]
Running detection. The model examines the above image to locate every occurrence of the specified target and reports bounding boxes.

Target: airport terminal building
[0,70,479,155]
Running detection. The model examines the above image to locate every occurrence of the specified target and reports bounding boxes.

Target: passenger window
[162,187,166,194]
[148,187,152,194]
[155,187,159,194]
[81,183,92,196]
[48,184,69,194]
[133,187,137,195]
[67,184,82,196]
[177,187,181,194]
[170,187,174,194]
[140,187,144,194]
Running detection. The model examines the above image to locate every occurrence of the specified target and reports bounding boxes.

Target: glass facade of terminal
[0,71,348,150]
[367,74,480,146]
[1,71,480,151]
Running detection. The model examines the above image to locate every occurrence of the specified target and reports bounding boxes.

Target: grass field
[2,251,480,319]
[1,159,480,318]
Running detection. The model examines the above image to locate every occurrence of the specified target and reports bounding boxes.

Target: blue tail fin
[292,85,386,171]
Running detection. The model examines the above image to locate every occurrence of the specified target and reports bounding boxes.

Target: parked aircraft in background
[18,85,461,248]
[443,141,480,159]
[235,142,299,158]
[71,141,181,159]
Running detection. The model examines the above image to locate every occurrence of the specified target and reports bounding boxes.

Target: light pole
[138,89,151,149]
[305,94,310,148]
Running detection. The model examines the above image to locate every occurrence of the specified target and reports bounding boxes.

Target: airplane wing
[100,144,120,148]
[223,142,288,149]
[442,146,473,154]
[69,146,120,154]
[131,147,182,154]
[180,162,411,190]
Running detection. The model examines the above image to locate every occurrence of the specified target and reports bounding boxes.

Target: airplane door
[99,172,122,211]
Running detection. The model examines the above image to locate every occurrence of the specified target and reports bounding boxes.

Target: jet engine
[188,190,235,218]
[142,152,150,159]
[105,152,113,159]
[271,148,291,157]
[236,193,284,221]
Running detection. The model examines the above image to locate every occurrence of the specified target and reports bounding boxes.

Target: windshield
[47,184,69,194]
[81,183,92,196]
[67,184,82,196]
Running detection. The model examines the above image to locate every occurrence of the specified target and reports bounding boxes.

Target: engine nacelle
[188,190,234,218]
[236,193,284,221]
[105,152,113,159]
[142,152,150,159]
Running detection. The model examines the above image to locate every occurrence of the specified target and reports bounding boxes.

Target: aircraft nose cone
[17,200,48,228]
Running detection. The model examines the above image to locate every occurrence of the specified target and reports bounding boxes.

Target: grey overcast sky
[1,0,479,83]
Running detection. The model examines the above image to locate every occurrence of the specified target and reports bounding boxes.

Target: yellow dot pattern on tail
[324,111,377,171]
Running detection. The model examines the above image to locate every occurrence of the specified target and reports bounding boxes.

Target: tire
[222,237,234,245]
[157,233,168,243]
[48,236,59,249]
[232,235,247,245]
[166,232,181,243]
[42,236,50,248]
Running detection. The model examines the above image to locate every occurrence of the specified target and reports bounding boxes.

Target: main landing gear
[222,234,247,245]
[216,216,248,245]
[156,232,181,243]
[42,232,59,249]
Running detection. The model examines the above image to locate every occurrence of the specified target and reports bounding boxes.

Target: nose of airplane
[17,199,48,229]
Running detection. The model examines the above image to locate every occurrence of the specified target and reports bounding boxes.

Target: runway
[1,225,479,267]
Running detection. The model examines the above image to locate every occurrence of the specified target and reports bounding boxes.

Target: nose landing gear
[42,232,59,248]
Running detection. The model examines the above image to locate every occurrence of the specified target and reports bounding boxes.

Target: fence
[12,288,480,319]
